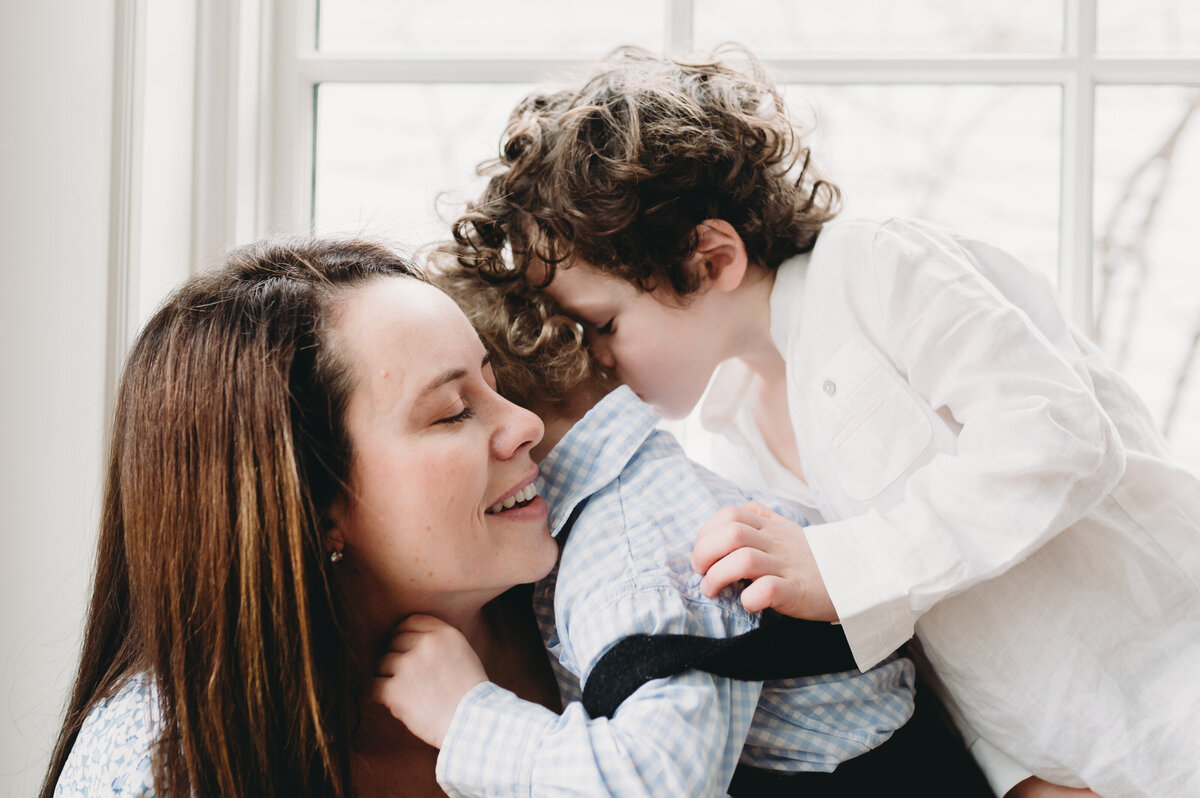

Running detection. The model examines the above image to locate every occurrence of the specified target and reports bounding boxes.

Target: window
[263,0,1200,469]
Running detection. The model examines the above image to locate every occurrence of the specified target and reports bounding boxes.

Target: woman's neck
[341,588,491,691]
[348,591,560,796]
[347,589,557,706]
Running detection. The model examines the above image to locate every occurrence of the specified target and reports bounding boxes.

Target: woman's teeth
[486,483,539,515]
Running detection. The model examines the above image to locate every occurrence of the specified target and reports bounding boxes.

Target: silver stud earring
[329,549,344,563]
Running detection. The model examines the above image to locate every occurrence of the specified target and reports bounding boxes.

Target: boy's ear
[691,219,749,293]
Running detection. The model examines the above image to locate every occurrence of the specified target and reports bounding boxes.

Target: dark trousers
[729,666,996,797]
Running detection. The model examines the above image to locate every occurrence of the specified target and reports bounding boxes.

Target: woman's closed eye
[437,405,474,425]
[593,318,614,336]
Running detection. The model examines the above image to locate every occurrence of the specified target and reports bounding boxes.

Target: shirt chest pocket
[809,338,933,501]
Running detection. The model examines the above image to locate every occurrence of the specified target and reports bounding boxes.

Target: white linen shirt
[701,217,1200,798]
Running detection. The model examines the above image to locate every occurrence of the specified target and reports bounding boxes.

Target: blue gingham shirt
[437,386,914,797]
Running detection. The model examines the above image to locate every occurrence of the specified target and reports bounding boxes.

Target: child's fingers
[698,547,776,597]
[381,613,450,649]
[708,504,771,529]
[375,650,407,677]
[692,521,769,575]
[379,628,424,655]
[396,613,448,632]
[739,575,796,615]
[692,505,771,574]
[369,675,414,710]
[742,500,777,520]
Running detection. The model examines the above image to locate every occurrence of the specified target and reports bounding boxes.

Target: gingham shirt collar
[539,385,659,538]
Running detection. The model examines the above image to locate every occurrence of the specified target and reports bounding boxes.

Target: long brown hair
[40,238,420,797]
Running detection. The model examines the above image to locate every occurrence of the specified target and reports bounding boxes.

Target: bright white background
[1,2,1197,796]
[1,4,115,795]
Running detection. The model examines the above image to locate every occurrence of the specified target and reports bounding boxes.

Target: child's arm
[371,614,488,748]
[700,219,1125,673]
[375,612,763,797]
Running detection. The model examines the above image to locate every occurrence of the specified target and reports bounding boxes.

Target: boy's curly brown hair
[427,252,614,417]
[452,45,840,296]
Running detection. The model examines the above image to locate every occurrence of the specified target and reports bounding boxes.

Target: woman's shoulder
[54,673,159,797]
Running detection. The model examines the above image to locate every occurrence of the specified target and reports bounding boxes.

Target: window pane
[696,0,1063,54]
[317,0,664,55]
[1093,86,1200,471]
[790,84,1060,279]
[314,83,531,243]
[1098,0,1200,53]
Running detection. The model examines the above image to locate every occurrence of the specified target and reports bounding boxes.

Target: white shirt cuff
[804,511,918,670]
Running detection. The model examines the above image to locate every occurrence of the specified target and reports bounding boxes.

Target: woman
[41,238,561,797]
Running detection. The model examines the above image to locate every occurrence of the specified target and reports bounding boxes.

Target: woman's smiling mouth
[485,481,540,515]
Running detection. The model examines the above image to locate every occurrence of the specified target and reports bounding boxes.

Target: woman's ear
[323,499,348,563]
[691,219,749,293]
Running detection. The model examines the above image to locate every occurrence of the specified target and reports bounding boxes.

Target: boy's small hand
[371,613,487,749]
[692,501,838,622]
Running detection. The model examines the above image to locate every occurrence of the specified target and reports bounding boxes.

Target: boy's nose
[592,339,616,370]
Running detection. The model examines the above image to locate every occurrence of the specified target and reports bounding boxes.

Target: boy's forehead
[525,255,597,291]
[523,252,592,290]
[514,229,565,284]
[541,260,633,309]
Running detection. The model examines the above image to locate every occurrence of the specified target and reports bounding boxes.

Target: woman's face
[327,277,556,623]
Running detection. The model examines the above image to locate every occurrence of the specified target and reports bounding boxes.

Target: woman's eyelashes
[592,318,614,336]
[437,404,474,425]
[436,361,494,426]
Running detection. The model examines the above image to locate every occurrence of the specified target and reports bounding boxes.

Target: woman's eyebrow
[419,369,467,398]
[418,353,490,398]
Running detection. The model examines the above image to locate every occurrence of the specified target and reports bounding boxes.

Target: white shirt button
[822,379,837,396]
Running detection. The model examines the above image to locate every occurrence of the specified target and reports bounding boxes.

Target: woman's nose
[492,396,544,458]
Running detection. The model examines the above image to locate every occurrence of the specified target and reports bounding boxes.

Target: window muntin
[695,0,1064,55]
[317,0,664,55]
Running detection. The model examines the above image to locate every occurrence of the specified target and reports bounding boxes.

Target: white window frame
[187,0,1200,340]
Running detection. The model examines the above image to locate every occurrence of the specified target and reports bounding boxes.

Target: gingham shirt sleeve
[436,590,762,798]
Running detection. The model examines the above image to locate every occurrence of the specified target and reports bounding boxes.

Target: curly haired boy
[444,45,1200,798]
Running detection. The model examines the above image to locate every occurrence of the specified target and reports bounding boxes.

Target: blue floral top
[54,673,158,797]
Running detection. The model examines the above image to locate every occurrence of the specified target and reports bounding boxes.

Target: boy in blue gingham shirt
[375,266,915,797]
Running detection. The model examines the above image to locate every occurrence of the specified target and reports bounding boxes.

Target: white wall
[0,1,116,795]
